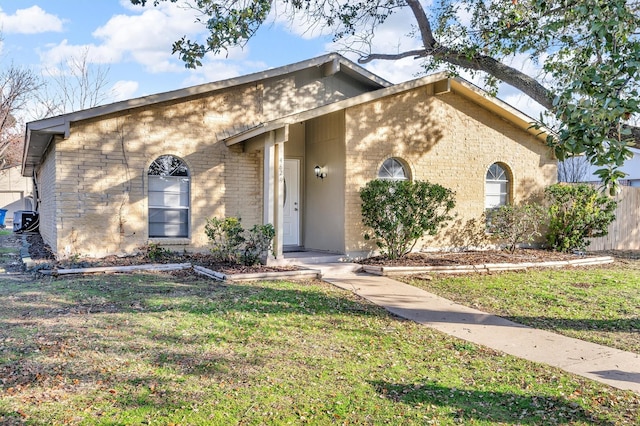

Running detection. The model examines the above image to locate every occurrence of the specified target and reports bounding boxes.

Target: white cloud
[0,6,64,34]
[38,2,208,73]
[502,93,547,120]
[358,56,424,84]
[92,5,203,72]
[269,1,331,40]
[39,40,120,66]
[110,80,140,102]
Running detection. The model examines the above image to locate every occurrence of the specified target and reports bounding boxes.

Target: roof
[22,53,391,176]
[223,73,552,146]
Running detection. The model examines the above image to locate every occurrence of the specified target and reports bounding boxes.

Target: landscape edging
[361,256,615,276]
[193,265,321,282]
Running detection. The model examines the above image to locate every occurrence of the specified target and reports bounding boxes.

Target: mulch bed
[359,249,585,267]
[25,233,296,274]
[24,233,632,275]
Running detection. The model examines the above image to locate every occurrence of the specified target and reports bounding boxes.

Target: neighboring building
[597,147,640,187]
[559,148,640,186]
[23,53,557,259]
[0,165,34,228]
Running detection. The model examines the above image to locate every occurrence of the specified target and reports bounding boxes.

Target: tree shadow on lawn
[0,275,636,424]
[0,274,381,386]
[502,315,640,334]
[370,380,612,425]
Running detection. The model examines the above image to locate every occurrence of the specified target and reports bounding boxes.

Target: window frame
[378,157,410,181]
[147,155,190,239]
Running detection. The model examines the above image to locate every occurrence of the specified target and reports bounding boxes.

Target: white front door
[283,159,301,246]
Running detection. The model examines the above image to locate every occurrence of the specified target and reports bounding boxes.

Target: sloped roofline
[22,53,392,176]
[223,73,552,146]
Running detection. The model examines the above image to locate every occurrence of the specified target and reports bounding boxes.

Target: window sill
[148,238,191,246]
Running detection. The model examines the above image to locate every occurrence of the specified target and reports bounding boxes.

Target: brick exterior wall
[47,86,264,258]
[344,87,557,255]
[35,69,557,258]
[36,140,58,253]
[38,68,377,258]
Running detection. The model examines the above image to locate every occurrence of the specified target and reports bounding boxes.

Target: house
[591,147,640,187]
[559,147,640,187]
[0,165,34,228]
[23,53,557,259]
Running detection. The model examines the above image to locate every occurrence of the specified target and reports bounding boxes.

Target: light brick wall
[39,69,381,258]
[36,140,58,253]
[344,87,557,254]
[51,86,264,258]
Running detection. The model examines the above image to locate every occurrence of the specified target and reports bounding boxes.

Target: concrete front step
[301,262,362,278]
[281,252,348,265]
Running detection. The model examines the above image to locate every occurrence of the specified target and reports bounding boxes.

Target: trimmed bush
[544,184,617,252]
[205,217,275,265]
[241,224,276,266]
[487,203,547,253]
[360,179,455,260]
[204,217,245,263]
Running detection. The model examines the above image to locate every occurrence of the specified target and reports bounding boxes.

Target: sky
[1,0,549,120]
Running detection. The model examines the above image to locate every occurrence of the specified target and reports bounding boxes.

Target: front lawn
[402,258,640,354]
[0,273,638,424]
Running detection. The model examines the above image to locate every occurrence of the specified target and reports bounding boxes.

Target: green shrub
[143,242,172,261]
[544,183,617,252]
[204,217,245,262]
[241,224,276,266]
[205,217,275,265]
[360,179,455,260]
[487,203,547,253]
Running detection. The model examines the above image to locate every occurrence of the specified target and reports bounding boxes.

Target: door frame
[283,158,302,249]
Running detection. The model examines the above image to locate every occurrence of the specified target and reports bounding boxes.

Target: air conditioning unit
[13,211,39,233]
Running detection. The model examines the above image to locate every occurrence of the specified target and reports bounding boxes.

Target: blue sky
[1,1,545,117]
[1,1,341,103]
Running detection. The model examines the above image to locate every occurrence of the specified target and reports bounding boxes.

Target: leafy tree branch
[132,0,640,189]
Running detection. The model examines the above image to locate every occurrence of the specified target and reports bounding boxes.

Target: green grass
[0,229,12,236]
[0,273,638,425]
[403,259,640,354]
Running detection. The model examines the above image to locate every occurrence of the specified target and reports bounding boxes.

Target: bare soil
[0,232,24,273]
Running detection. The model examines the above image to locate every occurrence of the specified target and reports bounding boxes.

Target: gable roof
[223,73,552,146]
[22,53,391,176]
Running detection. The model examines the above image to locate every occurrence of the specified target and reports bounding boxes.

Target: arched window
[485,163,510,210]
[148,155,190,238]
[378,157,410,181]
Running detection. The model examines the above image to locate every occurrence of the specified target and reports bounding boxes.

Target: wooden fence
[588,185,640,251]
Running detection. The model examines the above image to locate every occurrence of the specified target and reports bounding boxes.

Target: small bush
[142,242,172,261]
[205,217,275,265]
[544,183,617,252]
[487,203,547,253]
[241,224,276,266]
[360,179,455,260]
[204,217,245,263]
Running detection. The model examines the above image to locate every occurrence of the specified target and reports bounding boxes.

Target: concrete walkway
[304,261,640,394]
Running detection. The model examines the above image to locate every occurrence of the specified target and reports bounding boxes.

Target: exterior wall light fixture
[314,165,327,179]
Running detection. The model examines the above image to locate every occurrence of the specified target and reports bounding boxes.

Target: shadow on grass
[503,315,640,334]
[370,380,611,425]
[0,274,381,387]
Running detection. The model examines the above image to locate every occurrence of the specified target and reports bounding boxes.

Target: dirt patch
[0,232,25,273]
